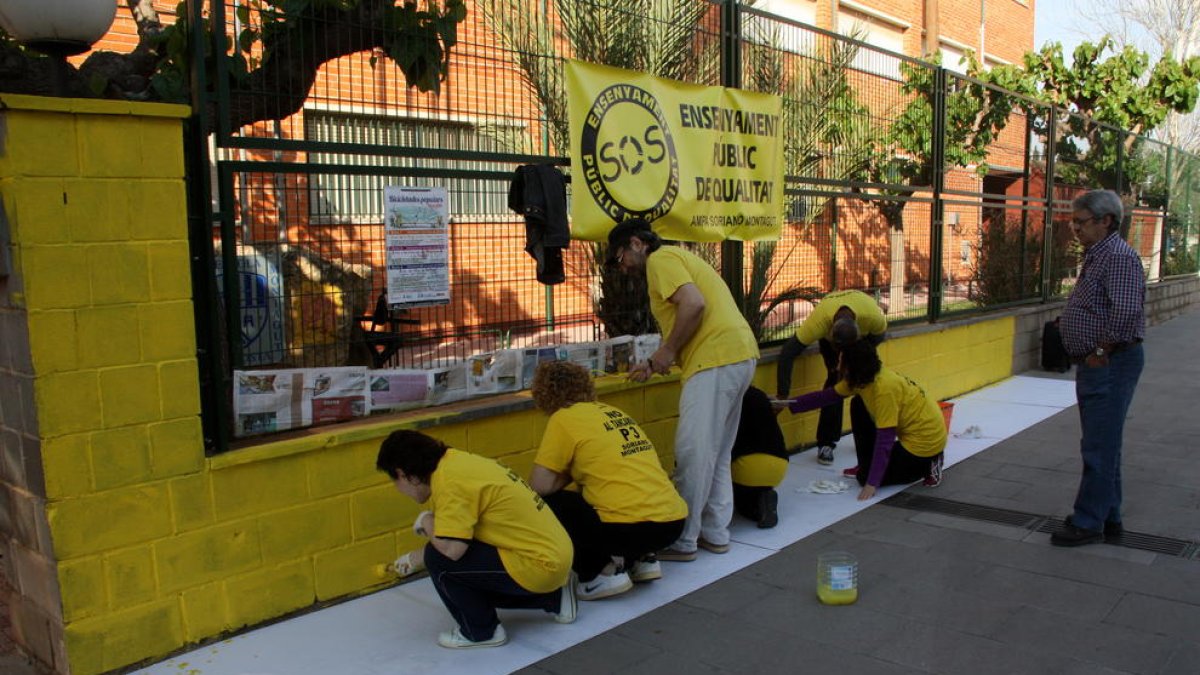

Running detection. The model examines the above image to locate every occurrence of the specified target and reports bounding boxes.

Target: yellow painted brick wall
[3,96,1021,675]
[1,95,200,675]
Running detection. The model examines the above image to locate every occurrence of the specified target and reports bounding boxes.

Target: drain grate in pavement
[1035,519,1193,556]
[883,493,1199,559]
[884,492,1044,528]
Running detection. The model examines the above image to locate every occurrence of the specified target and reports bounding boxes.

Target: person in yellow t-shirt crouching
[376,430,576,649]
[779,340,946,501]
[529,361,688,601]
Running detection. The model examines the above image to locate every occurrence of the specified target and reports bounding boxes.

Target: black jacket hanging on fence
[508,164,569,285]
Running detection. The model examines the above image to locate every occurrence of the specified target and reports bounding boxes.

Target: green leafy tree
[0,0,467,131]
[859,37,1200,312]
[1023,37,1200,193]
[856,52,1029,312]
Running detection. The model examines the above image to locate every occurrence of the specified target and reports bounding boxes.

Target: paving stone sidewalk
[524,306,1200,675]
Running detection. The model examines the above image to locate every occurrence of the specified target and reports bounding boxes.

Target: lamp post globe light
[0,0,117,57]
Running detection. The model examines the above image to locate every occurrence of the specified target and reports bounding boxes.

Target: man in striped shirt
[1053,190,1147,547]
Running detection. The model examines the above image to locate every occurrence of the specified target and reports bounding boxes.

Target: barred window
[837,12,905,81]
[304,111,515,222]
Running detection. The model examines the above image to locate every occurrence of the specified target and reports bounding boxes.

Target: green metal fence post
[1019,114,1033,296]
[927,67,947,322]
[1041,107,1058,303]
[1160,146,1172,280]
[185,0,230,454]
[720,0,745,308]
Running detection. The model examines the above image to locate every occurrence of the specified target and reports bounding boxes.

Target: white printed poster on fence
[384,186,450,307]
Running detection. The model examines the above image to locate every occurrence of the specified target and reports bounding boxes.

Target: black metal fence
[185,0,1200,451]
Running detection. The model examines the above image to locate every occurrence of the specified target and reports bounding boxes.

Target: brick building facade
[83,1,1037,363]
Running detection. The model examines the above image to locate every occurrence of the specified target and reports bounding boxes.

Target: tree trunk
[880,199,907,314]
[889,229,906,315]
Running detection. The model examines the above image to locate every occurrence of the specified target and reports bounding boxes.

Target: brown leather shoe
[657,547,697,562]
[697,538,730,554]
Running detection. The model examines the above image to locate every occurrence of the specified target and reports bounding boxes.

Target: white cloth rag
[807,479,852,494]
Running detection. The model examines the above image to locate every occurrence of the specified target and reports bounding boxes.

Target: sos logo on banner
[579,82,681,224]
[568,60,784,243]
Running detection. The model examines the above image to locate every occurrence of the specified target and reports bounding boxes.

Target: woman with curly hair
[529,360,687,601]
[780,340,947,501]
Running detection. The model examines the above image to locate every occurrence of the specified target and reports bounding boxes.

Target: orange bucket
[938,401,954,431]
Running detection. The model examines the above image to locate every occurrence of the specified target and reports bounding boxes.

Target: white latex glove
[390,552,425,578]
[413,511,432,537]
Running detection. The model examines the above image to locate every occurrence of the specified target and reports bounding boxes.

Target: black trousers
[850,396,934,485]
[732,483,774,522]
[816,338,845,447]
[423,541,561,641]
[543,490,684,582]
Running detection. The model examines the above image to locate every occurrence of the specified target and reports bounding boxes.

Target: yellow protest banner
[567,59,784,242]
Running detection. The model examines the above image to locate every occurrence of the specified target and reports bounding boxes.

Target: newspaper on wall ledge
[367,369,433,413]
[633,334,662,364]
[520,346,561,388]
[467,350,523,397]
[557,342,603,374]
[233,366,369,437]
[234,335,665,434]
[602,335,635,375]
[427,361,469,405]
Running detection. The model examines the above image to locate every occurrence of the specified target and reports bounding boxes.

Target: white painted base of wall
[132,375,1077,675]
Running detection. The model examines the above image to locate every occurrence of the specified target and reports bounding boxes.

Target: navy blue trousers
[1071,344,1144,531]
[423,541,562,641]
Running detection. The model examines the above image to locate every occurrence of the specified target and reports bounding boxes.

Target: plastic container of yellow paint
[816,551,858,605]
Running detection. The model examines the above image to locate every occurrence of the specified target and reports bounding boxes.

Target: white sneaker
[554,572,578,623]
[629,556,662,583]
[576,571,633,600]
[437,624,508,649]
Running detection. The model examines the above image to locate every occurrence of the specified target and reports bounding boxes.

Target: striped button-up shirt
[1059,232,1146,358]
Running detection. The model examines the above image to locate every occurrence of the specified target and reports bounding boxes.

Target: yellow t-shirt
[646,246,759,381]
[535,402,688,524]
[429,449,573,594]
[795,290,887,345]
[835,368,946,457]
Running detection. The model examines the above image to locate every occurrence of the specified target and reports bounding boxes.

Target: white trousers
[671,358,756,551]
